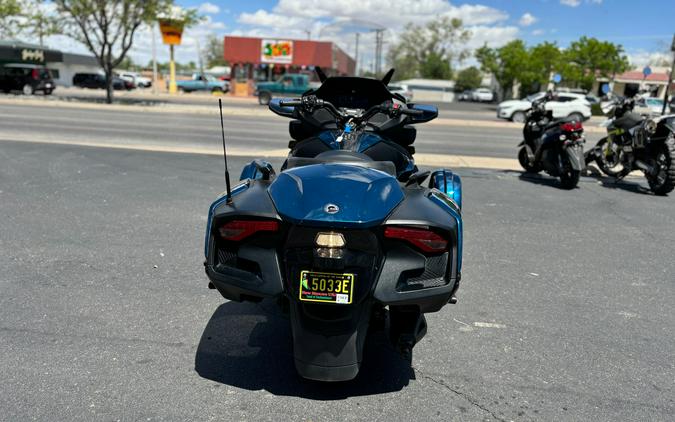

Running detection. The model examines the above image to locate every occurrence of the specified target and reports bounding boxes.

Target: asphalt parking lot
[1,136,673,421]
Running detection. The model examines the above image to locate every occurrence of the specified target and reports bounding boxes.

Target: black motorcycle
[517,92,586,189]
[585,95,675,195]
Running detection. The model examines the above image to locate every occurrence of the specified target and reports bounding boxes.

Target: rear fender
[429,169,462,210]
[565,144,585,171]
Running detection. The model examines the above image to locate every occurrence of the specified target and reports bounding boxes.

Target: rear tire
[258,91,271,105]
[647,136,675,196]
[568,112,584,122]
[560,169,580,189]
[511,111,526,123]
[22,84,34,95]
[518,147,540,173]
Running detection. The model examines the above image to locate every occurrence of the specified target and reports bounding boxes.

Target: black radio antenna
[219,99,233,205]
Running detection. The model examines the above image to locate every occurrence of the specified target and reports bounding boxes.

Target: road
[0,102,605,162]
[0,102,674,421]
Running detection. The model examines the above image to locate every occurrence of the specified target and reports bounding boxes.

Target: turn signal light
[384,226,447,253]
[219,220,279,241]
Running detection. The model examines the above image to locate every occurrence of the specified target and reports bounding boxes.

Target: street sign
[643,66,652,78]
[158,19,185,45]
[552,73,562,84]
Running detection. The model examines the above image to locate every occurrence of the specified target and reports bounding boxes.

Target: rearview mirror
[269,98,295,118]
[407,104,438,123]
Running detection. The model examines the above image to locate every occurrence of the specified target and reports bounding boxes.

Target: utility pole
[662,34,675,115]
[151,26,158,95]
[354,33,359,76]
[374,29,384,77]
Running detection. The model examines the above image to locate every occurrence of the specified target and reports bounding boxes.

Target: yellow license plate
[299,270,354,304]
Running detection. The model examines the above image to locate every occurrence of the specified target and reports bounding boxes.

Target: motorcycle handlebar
[279,99,303,107]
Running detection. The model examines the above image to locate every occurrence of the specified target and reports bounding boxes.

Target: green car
[254,74,318,105]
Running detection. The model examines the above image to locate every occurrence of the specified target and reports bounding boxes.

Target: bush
[591,103,603,116]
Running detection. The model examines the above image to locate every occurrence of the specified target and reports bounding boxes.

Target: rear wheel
[511,111,526,123]
[568,112,584,122]
[22,84,34,95]
[646,136,675,195]
[518,147,540,173]
[258,91,271,105]
[559,169,580,189]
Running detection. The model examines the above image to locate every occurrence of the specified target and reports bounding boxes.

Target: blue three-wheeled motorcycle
[204,69,464,381]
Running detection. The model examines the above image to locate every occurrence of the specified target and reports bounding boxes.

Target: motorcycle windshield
[268,163,404,227]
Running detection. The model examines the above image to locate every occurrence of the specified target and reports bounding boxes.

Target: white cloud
[532,29,544,36]
[238,10,310,28]
[560,0,581,6]
[198,2,220,14]
[628,50,673,68]
[518,13,537,27]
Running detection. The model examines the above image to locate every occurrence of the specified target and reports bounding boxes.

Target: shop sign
[22,49,44,63]
[158,19,185,45]
[261,39,293,64]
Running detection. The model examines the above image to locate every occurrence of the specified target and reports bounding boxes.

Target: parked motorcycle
[585,93,675,195]
[203,69,463,382]
[517,91,586,189]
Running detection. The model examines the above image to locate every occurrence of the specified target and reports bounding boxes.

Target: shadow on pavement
[195,300,414,399]
[584,172,652,195]
[516,172,570,189]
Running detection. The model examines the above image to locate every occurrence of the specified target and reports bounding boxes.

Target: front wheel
[559,169,580,189]
[646,137,675,195]
[258,91,271,105]
[595,137,631,179]
[518,147,540,173]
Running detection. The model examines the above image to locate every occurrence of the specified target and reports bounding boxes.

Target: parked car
[457,90,473,101]
[173,73,229,93]
[118,71,152,88]
[73,73,133,90]
[255,74,320,105]
[634,97,668,116]
[471,87,494,102]
[387,83,413,102]
[0,63,55,95]
[497,92,591,123]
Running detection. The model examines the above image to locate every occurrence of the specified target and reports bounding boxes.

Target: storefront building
[0,40,99,87]
[223,36,355,83]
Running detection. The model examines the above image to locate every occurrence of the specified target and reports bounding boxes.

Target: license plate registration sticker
[299,271,354,304]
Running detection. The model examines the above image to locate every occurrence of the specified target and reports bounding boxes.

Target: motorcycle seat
[285,150,397,176]
[612,112,644,131]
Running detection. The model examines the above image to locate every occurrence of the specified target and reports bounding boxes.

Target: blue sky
[44,0,674,68]
[173,0,673,66]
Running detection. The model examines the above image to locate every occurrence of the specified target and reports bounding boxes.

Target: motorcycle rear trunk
[204,163,461,381]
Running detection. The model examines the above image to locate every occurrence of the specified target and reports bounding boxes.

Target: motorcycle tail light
[384,226,447,253]
[561,121,583,132]
[219,220,279,241]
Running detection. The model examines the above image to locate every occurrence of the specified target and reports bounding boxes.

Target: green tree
[24,1,64,47]
[560,36,629,91]
[0,0,22,37]
[387,16,470,80]
[476,40,529,99]
[203,33,228,68]
[54,1,201,103]
[455,66,482,91]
